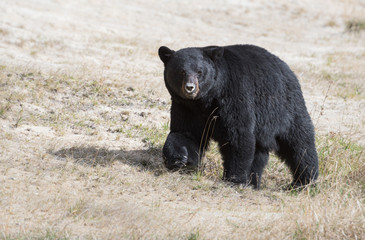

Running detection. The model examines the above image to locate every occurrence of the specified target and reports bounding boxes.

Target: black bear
[158,44,318,189]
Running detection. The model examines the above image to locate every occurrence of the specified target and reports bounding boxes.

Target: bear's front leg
[163,132,200,171]
[220,132,255,185]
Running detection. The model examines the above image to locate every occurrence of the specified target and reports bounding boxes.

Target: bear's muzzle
[182,75,199,99]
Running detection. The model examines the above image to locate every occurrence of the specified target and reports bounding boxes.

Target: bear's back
[221,44,302,103]
[223,45,291,78]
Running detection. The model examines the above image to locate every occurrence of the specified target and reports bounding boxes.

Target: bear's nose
[185,83,196,93]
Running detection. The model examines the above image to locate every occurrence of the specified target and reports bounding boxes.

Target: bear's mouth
[183,91,198,99]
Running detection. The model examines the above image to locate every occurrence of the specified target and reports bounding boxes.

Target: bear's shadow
[51,145,165,173]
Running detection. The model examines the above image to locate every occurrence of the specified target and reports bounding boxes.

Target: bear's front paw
[163,133,200,172]
[164,154,188,171]
[163,145,198,171]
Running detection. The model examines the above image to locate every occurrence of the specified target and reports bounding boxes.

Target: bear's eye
[197,70,202,76]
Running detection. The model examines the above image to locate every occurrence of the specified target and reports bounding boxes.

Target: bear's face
[158,46,224,100]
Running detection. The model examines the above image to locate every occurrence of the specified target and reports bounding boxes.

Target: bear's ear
[158,46,175,64]
[204,46,224,62]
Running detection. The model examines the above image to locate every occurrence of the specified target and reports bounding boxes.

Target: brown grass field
[0,0,364,239]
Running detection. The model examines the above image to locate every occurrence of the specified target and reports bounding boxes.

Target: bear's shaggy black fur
[158,45,318,189]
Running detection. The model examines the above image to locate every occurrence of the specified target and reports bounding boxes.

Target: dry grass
[1,0,365,239]
[1,65,364,240]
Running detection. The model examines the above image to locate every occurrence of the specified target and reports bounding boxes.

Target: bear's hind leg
[276,118,319,188]
[249,147,269,189]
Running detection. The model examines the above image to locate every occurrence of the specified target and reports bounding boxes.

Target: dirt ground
[0,0,364,239]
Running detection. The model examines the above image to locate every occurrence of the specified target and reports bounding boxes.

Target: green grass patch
[317,132,364,190]
[335,82,363,100]
[346,19,365,32]
[2,229,70,240]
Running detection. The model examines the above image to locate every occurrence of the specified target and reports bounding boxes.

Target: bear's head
[158,46,224,100]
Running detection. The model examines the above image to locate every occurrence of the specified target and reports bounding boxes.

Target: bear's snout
[182,75,199,99]
[185,82,196,93]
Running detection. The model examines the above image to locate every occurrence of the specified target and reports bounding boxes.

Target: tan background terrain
[0,0,364,239]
